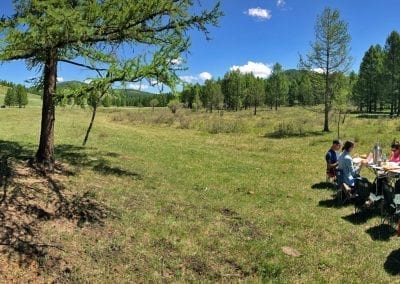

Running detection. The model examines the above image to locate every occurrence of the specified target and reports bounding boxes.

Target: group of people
[325,139,400,193]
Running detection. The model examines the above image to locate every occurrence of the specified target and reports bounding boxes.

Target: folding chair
[335,169,353,205]
[353,177,383,214]
[326,168,336,183]
[381,183,400,230]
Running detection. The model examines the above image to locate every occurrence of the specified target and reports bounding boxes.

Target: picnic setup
[327,140,400,234]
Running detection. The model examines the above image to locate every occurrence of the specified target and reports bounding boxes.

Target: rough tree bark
[36,49,57,164]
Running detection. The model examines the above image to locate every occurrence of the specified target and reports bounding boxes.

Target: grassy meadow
[1,99,400,281]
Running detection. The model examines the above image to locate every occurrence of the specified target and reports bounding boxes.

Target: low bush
[270,120,306,138]
[206,118,247,134]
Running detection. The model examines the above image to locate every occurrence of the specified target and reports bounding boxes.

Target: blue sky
[1,0,400,92]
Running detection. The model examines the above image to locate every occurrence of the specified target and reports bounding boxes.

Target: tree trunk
[323,48,330,132]
[337,111,341,139]
[36,49,57,165]
[323,77,330,132]
[83,104,97,146]
[390,101,394,116]
[397,96,400,116]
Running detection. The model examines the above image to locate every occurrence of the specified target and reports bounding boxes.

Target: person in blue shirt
[325,139,342,181]
[337,140,366,190]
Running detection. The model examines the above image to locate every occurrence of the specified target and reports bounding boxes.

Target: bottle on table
[373,143,382,165]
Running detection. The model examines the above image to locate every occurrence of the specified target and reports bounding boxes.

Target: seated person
[389,141,400,163]
[338,140,363,193]
[325,139,342,180]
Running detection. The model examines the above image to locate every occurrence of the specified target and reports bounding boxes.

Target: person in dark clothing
[325,139,342,181]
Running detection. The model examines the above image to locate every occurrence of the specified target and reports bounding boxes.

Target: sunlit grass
[1,105,400,281]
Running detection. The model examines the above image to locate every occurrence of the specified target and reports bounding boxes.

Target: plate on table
[388,162,400,167]
[383,165,400,171]
[370,164,383,170]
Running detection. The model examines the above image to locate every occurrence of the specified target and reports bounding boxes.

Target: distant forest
[2,29,399,113]
[180,30,400,115]
[0,80,174,108]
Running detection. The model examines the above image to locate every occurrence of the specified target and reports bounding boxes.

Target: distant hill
[57,81,155,96]
[57,80,86,90]
[117,88,155,97]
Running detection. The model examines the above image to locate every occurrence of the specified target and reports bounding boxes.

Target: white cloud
[171,57,183,65]
[127,83,149,90]
[57,77,64,82]
[277,0,286,7]
[180,75,198,83]
[246,7,272,20]
[312,67,325,74]
[199,72,212,81]
[230,61,272,78]
[180,71,213,83]
[150,79,162,86]
[84,79,92,84]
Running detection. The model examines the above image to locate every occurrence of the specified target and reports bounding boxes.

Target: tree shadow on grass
[365,223,395,241]
[0,140,34,160]
[55,144,142,179]
[264,131,324,139]
[357,113,393,119]
[385,249,400,275]
[0,140,120,277]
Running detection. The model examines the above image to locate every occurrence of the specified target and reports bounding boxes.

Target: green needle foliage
[300,7,351,132]
[0,0,222,164]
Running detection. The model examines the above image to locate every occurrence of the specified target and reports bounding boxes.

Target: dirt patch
[0,158,112,281]
[185,255,210,275]
[219,207,264,240]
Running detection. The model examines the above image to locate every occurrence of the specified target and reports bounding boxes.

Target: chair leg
[397,221,400,237]
[336,188,344,205]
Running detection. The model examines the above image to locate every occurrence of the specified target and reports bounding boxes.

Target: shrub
[153,112,175,126]
[168,99,181,114]
[111,113,124,122]
[206,118,246,134]
[178,115,191,129]
[271,120,306,137]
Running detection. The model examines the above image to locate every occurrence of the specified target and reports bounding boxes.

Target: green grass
[1,104,400,282]
[0,85,42,107]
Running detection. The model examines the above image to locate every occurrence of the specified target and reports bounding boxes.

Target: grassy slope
[0,104,400,282]
[0,85,42,107]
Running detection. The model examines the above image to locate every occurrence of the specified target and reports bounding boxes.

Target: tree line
[353,31,400,115]
[178,65,352,114]
[56,84,174,108]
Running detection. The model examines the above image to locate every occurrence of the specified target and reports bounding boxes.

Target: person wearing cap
[325,139,342,181]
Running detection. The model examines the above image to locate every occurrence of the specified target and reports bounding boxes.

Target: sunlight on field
[1,106,400,282]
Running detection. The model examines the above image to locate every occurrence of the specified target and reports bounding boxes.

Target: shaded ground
[385,249,400,275]
[0,140,114,281]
